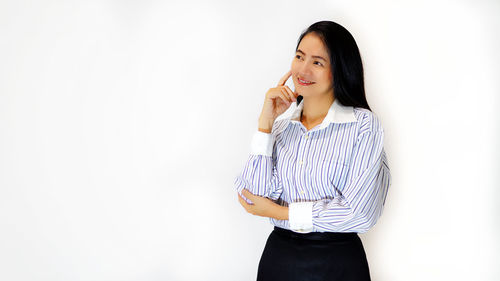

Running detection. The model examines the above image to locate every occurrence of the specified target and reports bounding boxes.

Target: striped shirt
[234,98,391,233]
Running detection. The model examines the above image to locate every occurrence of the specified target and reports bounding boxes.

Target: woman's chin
[297,90,311,97]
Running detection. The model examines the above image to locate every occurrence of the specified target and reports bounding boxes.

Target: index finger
[242,189,253,198]
[238,193,253,206]
[277,69,292,87]
[238,193,247,205]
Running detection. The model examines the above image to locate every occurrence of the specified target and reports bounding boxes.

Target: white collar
[288,98,357,129]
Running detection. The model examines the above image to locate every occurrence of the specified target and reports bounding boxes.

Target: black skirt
[257,226,371,281]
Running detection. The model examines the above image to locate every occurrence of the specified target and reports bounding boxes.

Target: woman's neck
[300,94,334,125]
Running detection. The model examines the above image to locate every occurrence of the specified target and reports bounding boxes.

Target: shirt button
[304,134,309,139]
[300,190,305,194]
[299,160,303,165]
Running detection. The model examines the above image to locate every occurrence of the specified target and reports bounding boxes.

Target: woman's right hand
[258,70,298,133]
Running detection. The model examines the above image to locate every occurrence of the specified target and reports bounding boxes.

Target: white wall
[1,0,499,280]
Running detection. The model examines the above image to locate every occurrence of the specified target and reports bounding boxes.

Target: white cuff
[250,131,274,156]
[289,202,313,233]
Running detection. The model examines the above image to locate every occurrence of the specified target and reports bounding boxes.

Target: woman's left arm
[289,127,392,233]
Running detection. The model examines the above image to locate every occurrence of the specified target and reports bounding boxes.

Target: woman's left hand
[238,189,288,220]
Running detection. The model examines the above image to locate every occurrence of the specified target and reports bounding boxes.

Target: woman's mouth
[298,78,315,86]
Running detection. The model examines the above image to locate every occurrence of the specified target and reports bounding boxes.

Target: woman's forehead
[297,33,329,60]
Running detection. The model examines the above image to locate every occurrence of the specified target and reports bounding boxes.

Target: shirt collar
[289,98,357,129]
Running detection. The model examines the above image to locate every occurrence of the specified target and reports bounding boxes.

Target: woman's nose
[298,62,312,77]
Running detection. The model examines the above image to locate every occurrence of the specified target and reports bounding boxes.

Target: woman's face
[291,32,333,99]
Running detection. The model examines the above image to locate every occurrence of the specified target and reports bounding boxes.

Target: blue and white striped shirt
[235,98,391,233]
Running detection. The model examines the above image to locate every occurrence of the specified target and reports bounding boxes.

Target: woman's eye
[295,55,322,66]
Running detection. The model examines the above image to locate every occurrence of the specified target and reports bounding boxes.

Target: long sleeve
[289,128,392,233]
[234,125,284,204]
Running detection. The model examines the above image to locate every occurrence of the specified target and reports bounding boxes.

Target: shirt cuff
[289,201,313,233]
[250,130,274,156]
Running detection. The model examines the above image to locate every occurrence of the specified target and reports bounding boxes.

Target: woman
[235,20,391,281]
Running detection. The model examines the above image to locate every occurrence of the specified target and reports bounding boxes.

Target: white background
[1,0,499,280]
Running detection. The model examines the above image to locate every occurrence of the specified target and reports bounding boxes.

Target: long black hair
[295,21,371,111]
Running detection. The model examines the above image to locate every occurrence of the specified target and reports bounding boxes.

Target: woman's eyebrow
[296,49,327,61]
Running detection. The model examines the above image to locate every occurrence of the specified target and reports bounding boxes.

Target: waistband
[273,226,358,241]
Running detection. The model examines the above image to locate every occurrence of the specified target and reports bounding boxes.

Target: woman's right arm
[234,123,282,204]
[234,70,298,205]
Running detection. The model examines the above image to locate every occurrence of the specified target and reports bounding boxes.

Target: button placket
[299,132,309,167]
[294,125,310,199]
[297,128,307,169]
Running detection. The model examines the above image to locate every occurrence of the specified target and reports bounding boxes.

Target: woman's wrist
[272,205,289,220]
[258,117,274,133]
[258,127,272,133]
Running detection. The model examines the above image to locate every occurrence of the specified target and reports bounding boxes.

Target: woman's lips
[298,78,315,86]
